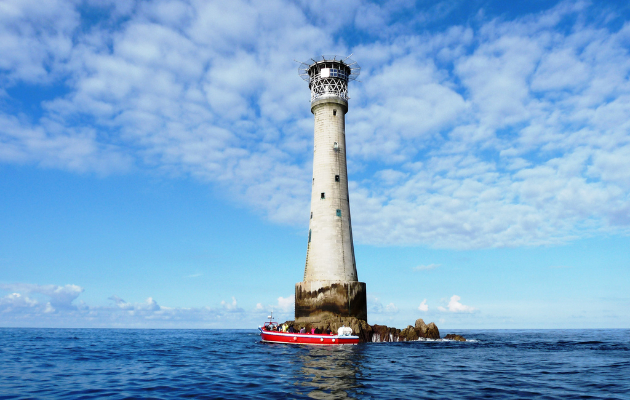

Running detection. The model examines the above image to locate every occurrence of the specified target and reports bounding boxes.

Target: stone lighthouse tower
[295,55,367,323]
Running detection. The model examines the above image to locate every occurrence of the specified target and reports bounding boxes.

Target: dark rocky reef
[279,317,440,343]
[372,318,439,342]
[444,334,467,342]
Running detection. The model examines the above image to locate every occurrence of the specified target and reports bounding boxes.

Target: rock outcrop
[279,317,440,343]
[444,334,467,342]
[415,318,440,339]
[371,324,401,342]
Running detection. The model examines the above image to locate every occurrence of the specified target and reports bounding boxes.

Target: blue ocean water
[0,328,628,399]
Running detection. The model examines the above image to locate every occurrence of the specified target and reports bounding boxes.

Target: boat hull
[259,328,359,345]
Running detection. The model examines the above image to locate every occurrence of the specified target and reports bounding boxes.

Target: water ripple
[0,329,628,399]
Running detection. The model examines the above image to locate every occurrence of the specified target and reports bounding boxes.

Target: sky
[1,0,629,330]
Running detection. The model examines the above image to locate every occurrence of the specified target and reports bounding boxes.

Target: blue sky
[1,0,629,329]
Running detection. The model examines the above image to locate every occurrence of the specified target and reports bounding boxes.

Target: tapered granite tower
[295,55,367,323]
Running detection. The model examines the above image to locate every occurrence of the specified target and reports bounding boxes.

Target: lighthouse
[295,55,367,323]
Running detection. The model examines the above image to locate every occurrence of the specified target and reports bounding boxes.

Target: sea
[0,328,628,399]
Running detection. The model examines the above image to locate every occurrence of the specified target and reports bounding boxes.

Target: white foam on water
[415,337,479,343]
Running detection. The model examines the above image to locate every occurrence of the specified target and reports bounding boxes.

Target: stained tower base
[294,281,367,323]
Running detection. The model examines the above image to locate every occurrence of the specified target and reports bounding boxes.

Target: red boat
[259,315,359,345]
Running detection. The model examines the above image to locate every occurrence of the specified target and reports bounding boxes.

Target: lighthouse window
[336,209,341,217]
[333,109,337,116]
[308,229,311,243]
[328,69,347,79]
[321,192,325,199]
[335,175,340,182]
[310,212,313,219]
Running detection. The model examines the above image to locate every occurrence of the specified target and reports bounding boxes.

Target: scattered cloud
[438,295,476,313]
[0,283,252,328]
[250,295,295,321]
[385,302,399,313]
[0,292,38,309]
[220,297,244,313]
[367,295,384,313]
[1,1,630,249]
[0,283,83,308]
[368,295,400,315]
[108,295,161,312]
[276,295,295,313]
[108,295,131,309]
[413,264,441,271]
[418,299,428,312]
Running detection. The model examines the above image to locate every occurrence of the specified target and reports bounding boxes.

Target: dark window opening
[308,229,311,243]
[336,209,341,217]
[321,192,325,199]
[335,175,340,182]
[333,109,337,116]
[310,212,313,219]
[333,142,338,150]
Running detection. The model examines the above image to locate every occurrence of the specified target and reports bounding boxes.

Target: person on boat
[288,325,295,333]
[282,324,288,332]
[311,328,315,334]
[300,327,305,334]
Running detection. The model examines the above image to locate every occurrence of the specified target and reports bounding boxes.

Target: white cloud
[385,302,399,313]
[108,295,132,310]
[367,295,384,314]
[438,295,476,313]
[108,295,161,312]
[413,264,440,271]
[43,302,55,313]
[418,299,428,312]
[220,297,244,313]
[251,295,295,320]
[276,295,295,313]
[368,297,402,315]
[0,292,38,309]
[1,1,630,249]
[0,115,132,174]
[346,3,630,249]
[0,283,254,327]
[144,297,160,312]
[0,0,78,83]
[0,283,84,308]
